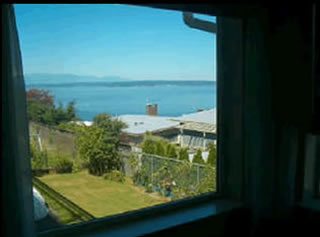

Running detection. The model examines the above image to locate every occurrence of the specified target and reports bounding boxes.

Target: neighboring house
[117,108,217,150]
[70,108,217,151]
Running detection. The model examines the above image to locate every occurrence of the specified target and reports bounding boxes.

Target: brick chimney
[146,104,158,116]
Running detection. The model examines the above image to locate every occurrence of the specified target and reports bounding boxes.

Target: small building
[117,114,180,150]
[73,108,217,151]
[118,108,217,150]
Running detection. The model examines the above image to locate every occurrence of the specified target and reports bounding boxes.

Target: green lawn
[40,171,170,218]
[35,186,81,225]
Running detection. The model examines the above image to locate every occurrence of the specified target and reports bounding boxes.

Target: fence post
[151,155,154,186]
[197,165,200,185]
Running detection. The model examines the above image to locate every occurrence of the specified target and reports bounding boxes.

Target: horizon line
[24,72,216,81]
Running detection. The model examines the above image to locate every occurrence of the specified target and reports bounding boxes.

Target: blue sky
[14,4,216,81]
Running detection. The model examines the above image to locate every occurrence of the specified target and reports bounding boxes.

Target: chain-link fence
[128,153,216,199]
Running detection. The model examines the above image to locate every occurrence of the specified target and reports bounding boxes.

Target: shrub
[145,183,153,193]
[55,159,73,173]
[30,142,48,169]
[195,166,216,194]
[75,119,123,176]
[72,160,81,173]
[179,148,189,162]
[104,170,125,183]
[166,144,177,158]
[192,149,205,164]
[206,142,217,166]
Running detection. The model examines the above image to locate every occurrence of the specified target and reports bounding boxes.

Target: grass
[39,170,170,218]
[35,186,82,225]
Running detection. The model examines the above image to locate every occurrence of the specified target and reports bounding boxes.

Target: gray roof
[174,108,216,124]
[114,108,216,135]
[177,121,216,133]
[117,115,180,135]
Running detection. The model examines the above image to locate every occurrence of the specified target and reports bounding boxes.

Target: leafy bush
[195,166,216,194]
[72,158,82,173]
[55,159,73,173]
[192,149,205,164]
[103,170,125,183]
[141,133,171,157]
[75,114,126,176]
[130,153,216,200]
[30,142,48,169]
[56,122,82,133]
[26,88,79,126]
[166,144,177,158]
[206,142,217,166]
[178,148,189,162]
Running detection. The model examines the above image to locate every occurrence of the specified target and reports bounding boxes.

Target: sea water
[25,81,216,121]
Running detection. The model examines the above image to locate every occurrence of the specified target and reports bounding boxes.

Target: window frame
[301,135,320,209]
[4,3,251,237]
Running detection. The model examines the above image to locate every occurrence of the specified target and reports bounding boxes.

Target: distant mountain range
[24,73,131,85]
[24,73,216,88]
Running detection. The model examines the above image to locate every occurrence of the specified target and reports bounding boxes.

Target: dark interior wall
[263,6,313,217]
[218,3,316,228]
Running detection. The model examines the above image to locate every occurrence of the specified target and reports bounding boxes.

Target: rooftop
[177,121,216,133]
[174,108,216,124]
[77,108,217,135]
[117,115,180,135]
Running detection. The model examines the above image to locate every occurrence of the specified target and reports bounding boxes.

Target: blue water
[25,81,216,121]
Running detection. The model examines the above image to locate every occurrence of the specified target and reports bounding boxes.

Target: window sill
[38,193,243,237]
[298,199,320,211]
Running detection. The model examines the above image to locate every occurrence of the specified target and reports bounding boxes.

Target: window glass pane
[14,4,217,231]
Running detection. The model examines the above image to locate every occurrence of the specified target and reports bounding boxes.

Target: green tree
[141,139,156,154]
[141,133,157,155]
[29,141,48,169]
[179,148,189,162]
[141,133,174,157]
[93,113,126,136]
[27,100,49,124]
[196,166,216,194]
[93,113,126,147]
[166,144,177,158]
[26,88,80,126]
[75,113,126,176]
[26,88,54,107]
[54,102,68,124]
[155,142,165,156]
[206,142,217,166]
[75,126,120,176]
[65,101,79,121]
[192,149,204,164]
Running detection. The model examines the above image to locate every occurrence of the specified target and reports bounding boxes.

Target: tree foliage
[141,133,175,158]
[26,88,79,126]
[206,142,217,166]
[29,140,48,169]
[130,154,216,200]
[26,88,54,107]
[93,113,125,134]
[192,149,205,164]
[179,148,189,162]
[75,113,126,176]
[166,144,177,158]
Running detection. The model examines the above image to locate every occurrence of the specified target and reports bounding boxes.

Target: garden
[27,88,217,225]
